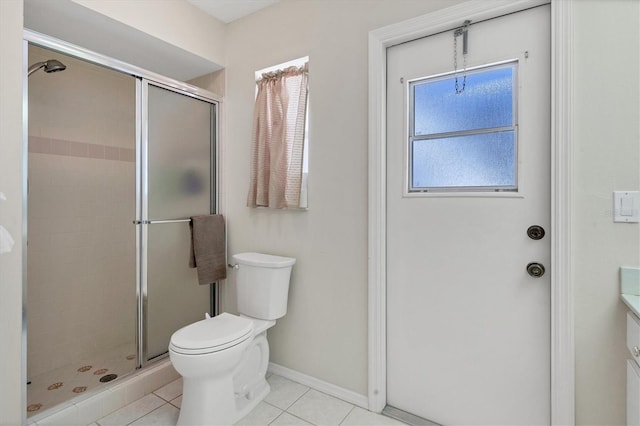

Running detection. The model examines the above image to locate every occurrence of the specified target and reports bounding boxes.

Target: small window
[248,57,309,209]
[408,62,518,193]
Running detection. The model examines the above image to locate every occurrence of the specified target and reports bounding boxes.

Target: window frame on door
[405,60,520,195]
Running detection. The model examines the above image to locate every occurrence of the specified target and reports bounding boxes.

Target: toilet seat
[169,313,253,355]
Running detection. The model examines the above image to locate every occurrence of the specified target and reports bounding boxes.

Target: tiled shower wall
[27,45,137,379]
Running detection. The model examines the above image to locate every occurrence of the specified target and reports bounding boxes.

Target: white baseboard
[268,362,369,409]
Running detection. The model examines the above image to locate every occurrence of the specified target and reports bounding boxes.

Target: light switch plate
[614,191,640,223]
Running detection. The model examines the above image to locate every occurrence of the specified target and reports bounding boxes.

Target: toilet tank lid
[232,252,296,268]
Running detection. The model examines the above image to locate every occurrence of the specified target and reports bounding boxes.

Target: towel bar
[133,219,192,225]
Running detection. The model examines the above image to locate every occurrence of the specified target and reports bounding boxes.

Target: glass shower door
[142,82,216,361]
[26,45,138,416]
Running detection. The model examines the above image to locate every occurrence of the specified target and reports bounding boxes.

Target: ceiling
[186,0,280,23]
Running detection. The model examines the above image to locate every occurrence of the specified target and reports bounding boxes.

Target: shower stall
[25,35,219,418]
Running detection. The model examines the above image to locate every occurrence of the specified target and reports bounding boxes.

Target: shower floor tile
[27,342,136,417]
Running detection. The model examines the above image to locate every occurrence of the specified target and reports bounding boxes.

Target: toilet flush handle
[228,263,239,270]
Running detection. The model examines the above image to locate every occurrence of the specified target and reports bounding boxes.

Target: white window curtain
[247,63,309,209]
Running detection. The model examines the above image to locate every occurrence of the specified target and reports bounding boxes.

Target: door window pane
[411,131,516,189]
[408,62,517,193]
[413,67,514,136]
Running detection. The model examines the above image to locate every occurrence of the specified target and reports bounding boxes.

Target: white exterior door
[386,6,551,425]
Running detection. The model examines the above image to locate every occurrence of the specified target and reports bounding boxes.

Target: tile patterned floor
[90,373,407,426]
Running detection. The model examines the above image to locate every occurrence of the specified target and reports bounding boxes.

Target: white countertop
[621,267,640,317]
[622,294,640,319]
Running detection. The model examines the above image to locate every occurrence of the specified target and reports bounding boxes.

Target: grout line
[338,405,356,426]
[267,364,368,409]
[151,378,183,403]
[124,403,168,426]
[151,391,166,403]
[295,388,355,426]
[286,410,318,426]
[279,410,319,426]
[264,375,312,412]
[267,410,286,426]
[262,400,282,411]
[152,390,173,403]
[168,397,181,409]
[285,386,311,411]
[98,394,162,426]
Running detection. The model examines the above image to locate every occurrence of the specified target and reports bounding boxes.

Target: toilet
[169,252,296,426]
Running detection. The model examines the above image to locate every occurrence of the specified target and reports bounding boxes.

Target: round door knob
[527,225,545,240]
[633,346,640,358]
[527,262,545,278]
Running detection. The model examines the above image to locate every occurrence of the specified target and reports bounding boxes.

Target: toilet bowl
[169,252,295,426]
[169,313,253,425]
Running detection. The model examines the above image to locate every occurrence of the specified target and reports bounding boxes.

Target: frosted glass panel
[146,84,214,360]
[411,131,516,189]
[148,85,212,219]
[147,223,210,359]
[413,66,514,136]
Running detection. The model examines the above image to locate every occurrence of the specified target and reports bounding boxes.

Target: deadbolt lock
[527,262,545,278]
[527,225,545,240]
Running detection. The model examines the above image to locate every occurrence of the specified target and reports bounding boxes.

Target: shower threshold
[27,342,136,417]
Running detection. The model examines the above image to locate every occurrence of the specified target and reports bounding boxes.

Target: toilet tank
[232,252,296,320]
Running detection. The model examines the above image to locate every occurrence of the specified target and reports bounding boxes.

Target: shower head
[28,59,67,77]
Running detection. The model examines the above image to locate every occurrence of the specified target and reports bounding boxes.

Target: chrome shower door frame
[23,29,222,391]
[138,79,219,366]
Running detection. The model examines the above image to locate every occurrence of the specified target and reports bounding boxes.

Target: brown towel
[189,214,227,285]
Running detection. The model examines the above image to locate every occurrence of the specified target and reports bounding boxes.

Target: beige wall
[222,0,465,396]
[0,0,25,424]
[71,0,227,69]
[27,45,136,379]
[188,69,226,97]
[573,0,640,424]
